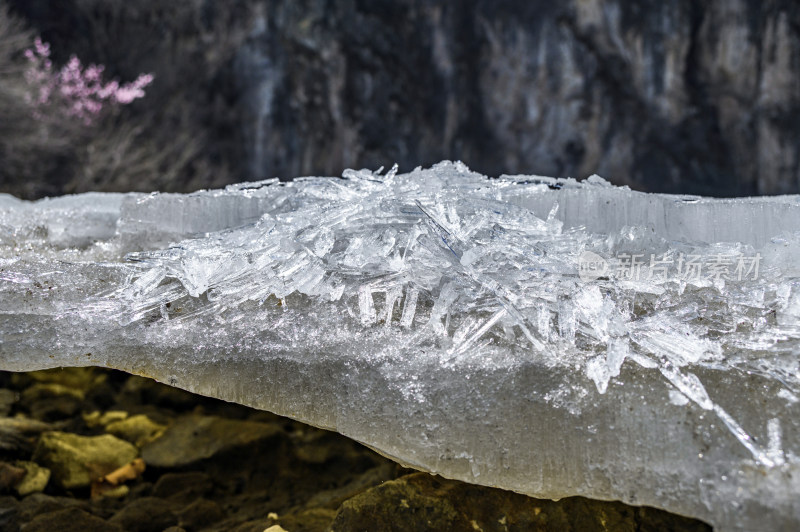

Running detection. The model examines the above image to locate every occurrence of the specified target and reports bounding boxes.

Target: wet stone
[329,473,713,532]
[22,368,106,390]
[176,498,225,530]
[0,417,52,454]
[0,389,16,416]
[19,507,121,532]
[119,376,198,412]
[272,508,336,532]
[83,410,129,429]
[152,472,214,503]
[304,463,399,510]
[21,392,83,422]
[107,497,178,532]
[22,383,85,402]
[16,493,88,522]
[0,495,20,532]
[32,432,138,489]
[105,414,166,448]
[0,462,25,493]
[141,415,283,468]
[13,461,50,496]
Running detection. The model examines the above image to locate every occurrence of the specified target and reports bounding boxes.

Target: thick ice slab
[2,162,799,530]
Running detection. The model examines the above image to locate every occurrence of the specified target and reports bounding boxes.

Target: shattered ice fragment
[668,389,690,406]
[358,284,376,326]
[399,287,419,328]
[767,418,786,467]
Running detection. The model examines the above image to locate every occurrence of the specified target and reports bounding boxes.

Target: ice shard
[2,161,800,530]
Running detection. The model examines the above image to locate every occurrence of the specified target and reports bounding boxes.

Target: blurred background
[1,0,799,199]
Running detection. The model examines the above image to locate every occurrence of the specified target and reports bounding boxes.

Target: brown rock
[107,497,178,532]
[141,415,283,468]
[152,472,213,503]
[0,462,25,492]
[20,507,121,532]
[0,496,20,532]
[177,498,224,531]
[0,417,51,454]
[0,389,16,416]
[16,493,88,522]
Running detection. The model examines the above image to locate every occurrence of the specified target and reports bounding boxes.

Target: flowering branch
[24,37,153,125]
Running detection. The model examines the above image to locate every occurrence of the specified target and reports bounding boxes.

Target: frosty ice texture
[1,162,799,530]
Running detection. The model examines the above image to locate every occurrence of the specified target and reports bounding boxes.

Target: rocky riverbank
[0,367,712,531]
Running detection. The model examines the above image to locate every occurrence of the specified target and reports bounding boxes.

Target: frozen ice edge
[1,161,800,531]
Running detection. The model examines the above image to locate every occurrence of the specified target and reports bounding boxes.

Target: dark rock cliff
[5,0,800,196]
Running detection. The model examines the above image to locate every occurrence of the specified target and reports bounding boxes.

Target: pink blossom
[113,74,154,104]
[23,37,153,125]
[33,37,50,58]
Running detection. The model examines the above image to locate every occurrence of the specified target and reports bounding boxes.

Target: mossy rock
[83,410,129,428]
[329,473,712,532]
[22,383,85,402]
[32,432,138,489]
[14,460,51,495]
[105,414,166,447]
[15,368,106,391]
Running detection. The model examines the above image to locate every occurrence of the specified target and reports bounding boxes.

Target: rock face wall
[8,0,800,196]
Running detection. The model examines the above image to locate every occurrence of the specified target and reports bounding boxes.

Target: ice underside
[2,162,800,530]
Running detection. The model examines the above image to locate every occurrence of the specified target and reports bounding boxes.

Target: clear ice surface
[2,162,800,530]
